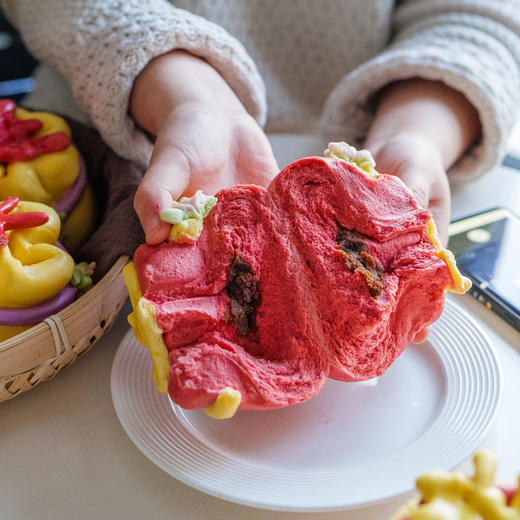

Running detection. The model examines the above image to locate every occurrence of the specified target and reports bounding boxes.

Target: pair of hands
[131,52,479,341]
[132,52,463,247]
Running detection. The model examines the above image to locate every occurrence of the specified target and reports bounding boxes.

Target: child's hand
[365,78,480,248]
[365,79,480,343]
[131,51,278,244]
[368,134,450,245]
[367,135,449,345]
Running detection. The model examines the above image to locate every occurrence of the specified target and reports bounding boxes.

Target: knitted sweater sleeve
[320,0,520,182]
[1,0,266,168]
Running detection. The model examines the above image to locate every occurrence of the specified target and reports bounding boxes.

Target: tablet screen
[448,208,520,313]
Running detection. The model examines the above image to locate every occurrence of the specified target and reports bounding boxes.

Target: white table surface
[1,136,519,520]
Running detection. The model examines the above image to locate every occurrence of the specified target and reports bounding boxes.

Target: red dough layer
[134,157,453,410]
[0,99,70,162]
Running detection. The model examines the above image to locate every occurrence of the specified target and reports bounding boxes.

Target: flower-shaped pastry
[0,99,95,251]
[124,143,470,419]
[0,197,75,341]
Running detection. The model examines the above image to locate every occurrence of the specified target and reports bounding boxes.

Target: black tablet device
[448,207,520,332]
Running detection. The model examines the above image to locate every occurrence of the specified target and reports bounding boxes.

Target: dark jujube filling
[225,252,261,335]
[336,226,385,298]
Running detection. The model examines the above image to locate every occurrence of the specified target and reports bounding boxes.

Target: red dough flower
[0,196,49,248]
[130,153,469,414]
[0,99,70,162]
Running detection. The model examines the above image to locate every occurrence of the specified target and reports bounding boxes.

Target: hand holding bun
[130,50,279,245]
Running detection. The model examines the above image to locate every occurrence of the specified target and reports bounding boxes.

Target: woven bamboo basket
[0,255,129,402]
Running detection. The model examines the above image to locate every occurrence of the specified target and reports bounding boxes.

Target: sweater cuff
[74,7,266,169]
[320,22,520,183]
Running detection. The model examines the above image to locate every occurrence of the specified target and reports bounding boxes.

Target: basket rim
[0,255,129,353]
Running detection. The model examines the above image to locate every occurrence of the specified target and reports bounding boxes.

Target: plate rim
[111,298,503,512]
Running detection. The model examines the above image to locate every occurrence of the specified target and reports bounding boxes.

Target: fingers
[134,103,280,245]
[428,173,451,247]
[368,135,451,246]
[134,132,191,244]
[396,164,431,210]
[428,195,450,246]
[232,134,279,187]
[397,164,451,247]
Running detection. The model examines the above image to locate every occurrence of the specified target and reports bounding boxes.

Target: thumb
[134,133,191,244]
[397,165,431,213]
[396,164,450,247]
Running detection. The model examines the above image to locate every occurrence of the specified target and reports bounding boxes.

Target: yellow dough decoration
[204,387,242,419]
[425,219,472,295]
[123,262,170,394]
[391,450,520,520]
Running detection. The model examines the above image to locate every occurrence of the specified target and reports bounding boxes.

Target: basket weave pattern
[0,256,129,402]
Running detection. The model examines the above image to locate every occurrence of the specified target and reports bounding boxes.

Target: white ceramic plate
[111,298,502,512]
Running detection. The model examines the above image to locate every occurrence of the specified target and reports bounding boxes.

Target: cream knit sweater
[3,0,520,181]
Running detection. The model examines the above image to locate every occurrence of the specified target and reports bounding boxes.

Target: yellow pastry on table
[391,450,520,520]
[0,197,77,341]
